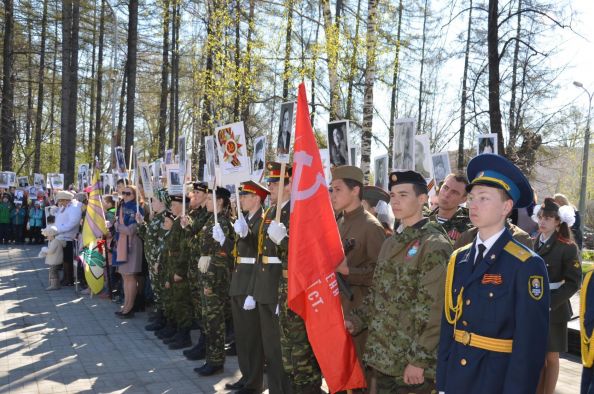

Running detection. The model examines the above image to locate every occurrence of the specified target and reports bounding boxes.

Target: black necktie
[473,244,487,271]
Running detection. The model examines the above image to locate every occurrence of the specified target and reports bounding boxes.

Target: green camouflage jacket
[137,211,166,266]
[350,219,453,379]
[165,217,192,279]
[427,206,472,242]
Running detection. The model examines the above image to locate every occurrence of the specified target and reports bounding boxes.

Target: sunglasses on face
[122,191,133,196]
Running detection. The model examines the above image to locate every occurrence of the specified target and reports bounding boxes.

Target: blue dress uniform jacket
[581,271,594,394]
[437,228,550,394]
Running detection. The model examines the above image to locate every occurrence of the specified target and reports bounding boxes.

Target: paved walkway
[0,244,240,393]
[0,244,584,393]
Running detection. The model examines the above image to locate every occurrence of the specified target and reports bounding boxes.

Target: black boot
[184,333,206,360]
[162,330,181,344]
[194,363,223,376]
[145,315,167,331]
[168,329,192,350]
[156,324,177,339]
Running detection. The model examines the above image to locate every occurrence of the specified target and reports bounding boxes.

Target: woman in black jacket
[533,197,581,394]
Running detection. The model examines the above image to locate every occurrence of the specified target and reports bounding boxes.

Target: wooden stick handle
[275,162,286,222]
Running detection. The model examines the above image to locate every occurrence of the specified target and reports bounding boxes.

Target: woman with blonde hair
[113,185,144,318]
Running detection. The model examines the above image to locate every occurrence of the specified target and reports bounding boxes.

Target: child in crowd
[0,194,12,243]
[11,201,27,244]
[28,201,45,244]
[39,225,65,290]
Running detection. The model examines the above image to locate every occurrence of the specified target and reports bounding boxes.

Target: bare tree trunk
[48,5,59,167]
[33,0,49,173]
[173,2,180,147]
[240,0,256,122]
[345,0,362,121]
[169,0,178,151]
[116,63,127,148]
[282,0,294,100]
[417,0,429,133]
[93,0,106,160]
[360,0,379,181]
[233,0,242,118]
[321,0,340,120]
[60,0,80,185]
[507,0,522,156]
[458,0,472,170]
[487,0,504,155]
[1,0,15,170]
[388,0,403,169]
[124,0,138,155]
[88,1,97,158]
[25,17,34,149]
[158,0,170,157]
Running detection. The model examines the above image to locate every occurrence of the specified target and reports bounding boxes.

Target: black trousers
[61,241,74,285]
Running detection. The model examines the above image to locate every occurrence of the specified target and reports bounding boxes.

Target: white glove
[267,221,287,245]
[198,256,211,274]
[212,223,226,246]
[233,216,249,238]
[275,304,280,316]
[38,247,48,258]
[243,295,256,310]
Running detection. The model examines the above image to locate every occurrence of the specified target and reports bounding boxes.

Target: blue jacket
[28,207,44,228]
[436,229,550,394]
[11,207,27,225]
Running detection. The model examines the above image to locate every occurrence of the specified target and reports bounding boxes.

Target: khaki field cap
[55,191,74,201]
[331,165,364,184]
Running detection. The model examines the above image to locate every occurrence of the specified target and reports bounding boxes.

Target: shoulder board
[503,241,533,262]
[455,242,472,253]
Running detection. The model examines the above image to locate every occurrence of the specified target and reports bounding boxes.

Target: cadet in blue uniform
[436,154,550,394]
[581,270,594,394]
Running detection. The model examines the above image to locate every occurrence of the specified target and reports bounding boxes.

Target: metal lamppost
[573,81,592,236]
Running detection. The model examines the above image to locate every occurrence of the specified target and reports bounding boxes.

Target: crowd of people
[4,152,592,394]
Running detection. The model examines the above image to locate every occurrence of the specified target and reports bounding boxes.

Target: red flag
[288,83,366,392]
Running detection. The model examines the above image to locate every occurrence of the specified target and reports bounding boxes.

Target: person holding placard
[194,187,234,377]
[182,181,211,361]
[225,180,269,393]
[160,194,194,349]
[252,162,292,393]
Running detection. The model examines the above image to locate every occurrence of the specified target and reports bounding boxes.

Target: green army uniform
[229,207,265,391]
[272,200,322,394]
[252,203,292,393]
[350,219,452,393]
[199,213,234,368]
[165,217,194,333]
[454,221,534,250]
[427,206,473,242]
[137,211,167,307]
[186,206,209,327]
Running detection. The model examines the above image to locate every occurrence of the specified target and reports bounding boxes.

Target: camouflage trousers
[148,258,165,306]
[201,261,230,366]
[188,262,203,328]
[170,279,193,330]
[368,368,436,394]
[278,278,322,393]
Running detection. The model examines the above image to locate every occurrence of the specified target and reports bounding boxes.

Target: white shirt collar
[539,233,552,244]
[476,227,506,257]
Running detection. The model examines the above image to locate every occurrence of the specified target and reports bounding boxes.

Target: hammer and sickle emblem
[290,151,327,212]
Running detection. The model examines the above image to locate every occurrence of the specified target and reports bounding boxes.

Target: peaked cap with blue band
[466,153,533,208]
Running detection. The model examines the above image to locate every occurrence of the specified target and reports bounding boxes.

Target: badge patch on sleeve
[528,276,544,300]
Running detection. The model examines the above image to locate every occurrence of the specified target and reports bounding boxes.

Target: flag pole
[134,150,139,214]
[128,145,134,181]
[275,162,286,222]
[235,183,243,220]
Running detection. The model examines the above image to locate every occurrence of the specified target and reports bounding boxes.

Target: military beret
[265,161,292,182]
[466,153,533,208]
[388,170,428,193]
[170,194,190,203]
[362,185,390,206]
[539,197,559,214]
[193,182,208,193]
[331,165,364,184]
[240,181,270,201]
